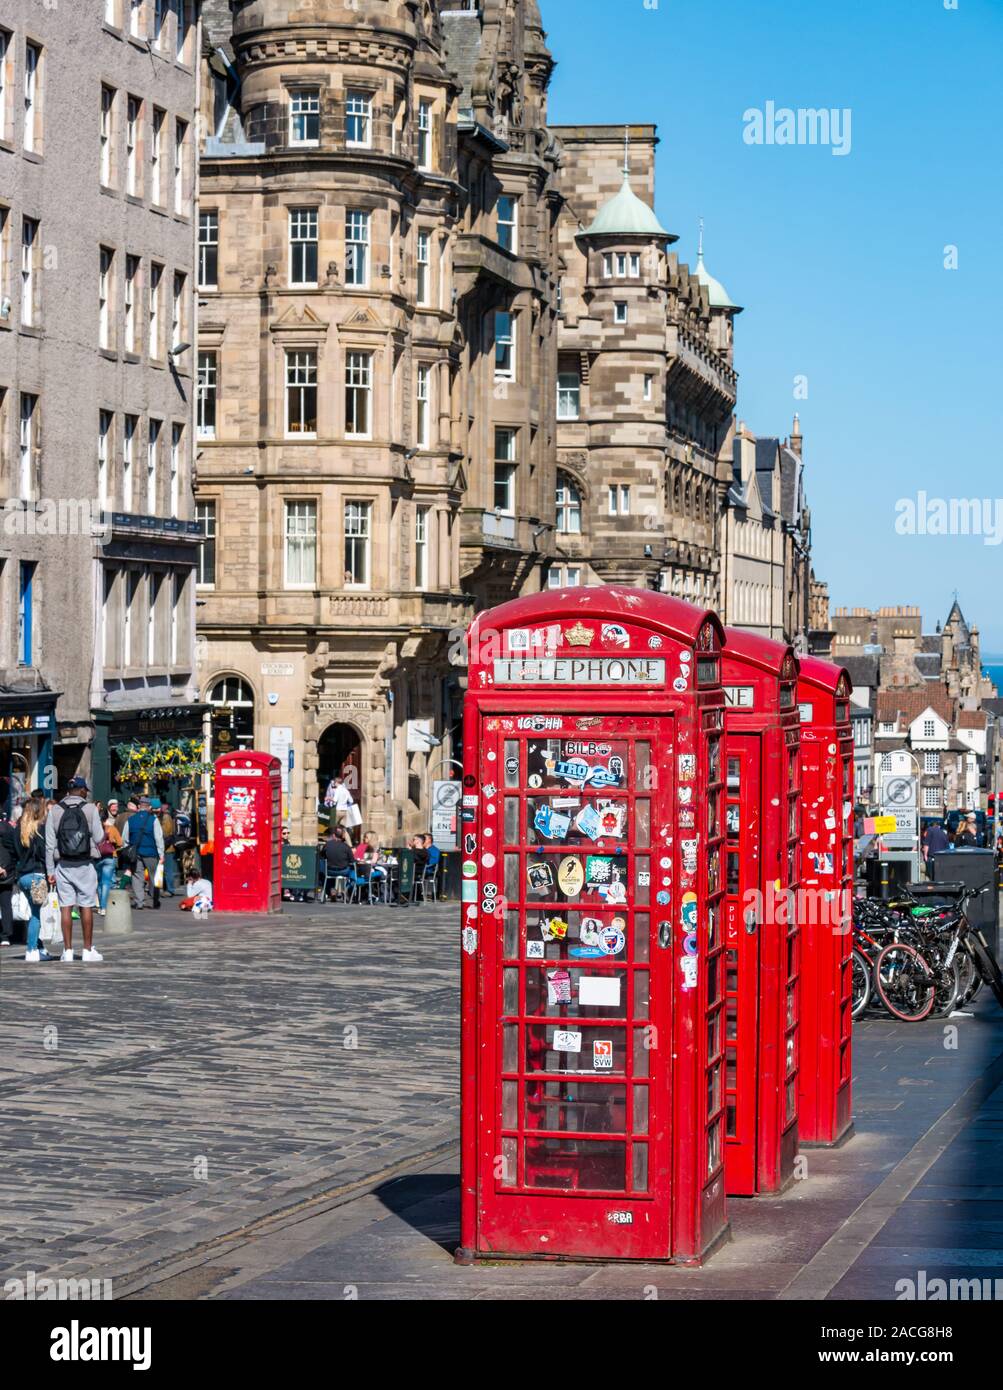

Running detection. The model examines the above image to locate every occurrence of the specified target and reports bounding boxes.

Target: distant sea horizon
[983,663,1003,693]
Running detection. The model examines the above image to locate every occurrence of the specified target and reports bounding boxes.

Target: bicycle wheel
[874,942,936,1022]
[955,947,981,1006]
[851,948,872,1018]
[967,931,1003,1009]
[930,956,962,1018]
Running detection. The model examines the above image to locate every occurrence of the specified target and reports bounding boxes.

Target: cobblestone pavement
[0,900,460,1289]
[3,901,1003,1301]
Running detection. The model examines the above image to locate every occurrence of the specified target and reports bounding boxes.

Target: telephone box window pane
[707,790,720,839]
[786,1033,797,1076]
[527,1024,626,1075]
[503,740,519,787]
[697,657,719,687]
[504,911,519,958]
[725,999,738,1041]
[634,858,650,907]
[525,1138,626,1191]
[634,741,651,791]
[524,968,628,1020]
[726,803,740,839]
[708,902,719,950]
[500,1137,517,1186]
[726,1055,736,1090]
[707,1118,722,1175]
[635,798,650,848]
[632,1143,648,1192]
[726,952,738,995]
[503,1023,518,1072]
[786,984,796,1028]
[632,1027,649,1078]
[726,1103,737,1138]
[785,1079,797,1125]
[707,846,720,895]
[634,970,649,1020]
[726,757,741,791]
[632,1086,649,1134]
[707,736,720,782]
[707,1061,721,1115]
[504,797,520,845]
[787,933,797,979]
[707,1013,720,1059]
[504,853,520,901]
[726,851,739,895]
[502,1080,518,1128]
[633,911,649,961]
[525,1080,627,1135]
[503,967,519,1015]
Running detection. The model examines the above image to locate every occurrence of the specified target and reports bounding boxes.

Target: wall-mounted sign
[493,657,665,686]
[261,662,295,677]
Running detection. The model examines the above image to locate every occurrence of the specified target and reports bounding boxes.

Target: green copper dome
[583,173,670,240]
[692,223,741,311]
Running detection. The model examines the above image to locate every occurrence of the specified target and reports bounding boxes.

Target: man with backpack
[121,796,165,910]
[45,776,105,963]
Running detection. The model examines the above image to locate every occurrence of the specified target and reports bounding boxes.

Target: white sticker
[462,927,477,955]
[579,976,621,1008]
[481,852,496,868]
[526,940,545,959]
[553,1029,582,1054]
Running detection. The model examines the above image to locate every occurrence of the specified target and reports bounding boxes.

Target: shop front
[0,692,58,812]
[92,703,209,810]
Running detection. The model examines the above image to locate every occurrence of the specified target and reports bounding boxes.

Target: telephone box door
[723,734,761,1195]
[473,713,673,1261]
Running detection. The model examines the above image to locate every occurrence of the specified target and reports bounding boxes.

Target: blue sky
[544,0,1003,654]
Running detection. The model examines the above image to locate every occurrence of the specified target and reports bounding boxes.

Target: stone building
[551,125,738,599]
[195,0,562,840]
[832,601,996,703]
[0,0,201,809]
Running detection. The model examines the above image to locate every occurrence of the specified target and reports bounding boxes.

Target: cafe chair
[411,862,439,904]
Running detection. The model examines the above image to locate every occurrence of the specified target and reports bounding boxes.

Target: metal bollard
[104,887,133,936]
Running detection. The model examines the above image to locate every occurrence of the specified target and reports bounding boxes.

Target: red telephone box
[213,751,283,913]
[720,631,801,1196]
[458,587,729,1265]
[797,657,855,1146]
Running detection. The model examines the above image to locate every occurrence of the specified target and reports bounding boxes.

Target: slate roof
[841,655,881,690]
[441,9,483,106]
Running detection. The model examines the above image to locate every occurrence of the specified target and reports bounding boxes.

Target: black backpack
[57,802,91,861]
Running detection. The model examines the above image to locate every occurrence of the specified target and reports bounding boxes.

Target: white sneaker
[61,949,74,962]
[24,949,40,963]
[82,947,103,963]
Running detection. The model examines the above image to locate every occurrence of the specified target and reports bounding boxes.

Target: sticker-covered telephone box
[213,751,283,913]
[797,658,855,1146]
[720,632,801,1196]
[457,587,729,1265]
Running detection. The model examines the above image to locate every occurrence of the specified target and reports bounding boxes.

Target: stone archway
[317,721,365,817]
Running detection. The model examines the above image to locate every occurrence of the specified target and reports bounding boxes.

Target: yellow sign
[872,815,898,834]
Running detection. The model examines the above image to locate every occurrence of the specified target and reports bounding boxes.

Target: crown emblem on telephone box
[564,622,594,647]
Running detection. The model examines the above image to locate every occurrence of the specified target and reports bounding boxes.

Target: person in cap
[955,814,979,848]
[44,776,106,963]
[121,795,165,910]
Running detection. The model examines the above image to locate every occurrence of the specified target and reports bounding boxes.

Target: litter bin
[438,850,462,902]
[931,847,999,946]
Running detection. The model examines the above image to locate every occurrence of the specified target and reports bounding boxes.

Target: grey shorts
[55,861,99,909]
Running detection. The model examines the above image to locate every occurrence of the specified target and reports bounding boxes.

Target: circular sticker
[483,825,493,837]
[462,860,477,878]
[599,922,626,956]
[528,773,542,789]
[481,852,496,868]
[656,890,670,905]
[673,677,687,692]
[484,882,498,897]
[659,856,671,869]
[463,774,476,787]
[557,855,585,896]
[486,803,496,815]
[648,634,663,649]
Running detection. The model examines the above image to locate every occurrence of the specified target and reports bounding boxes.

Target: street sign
[882,775,917,809]
[431,779,461,849]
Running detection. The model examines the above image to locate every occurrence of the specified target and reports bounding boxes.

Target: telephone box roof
[722,627,798,679]
[468,586,724,650]
[798,655,853,698]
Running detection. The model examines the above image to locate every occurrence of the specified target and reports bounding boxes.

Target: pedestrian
[955,814,978,848]
[922,818,950,879]
[410,833,429,876]
[179,871,213,912]
[0,807,17,948]
[321,826,355,899]
[96,801,122,915]
[17,794,53,962]
[44,775,105,963]
[323,774,356,839]
[121,796,165,910]
[155,800,177,896]
[115,798,138,837]
[353,831,387,892]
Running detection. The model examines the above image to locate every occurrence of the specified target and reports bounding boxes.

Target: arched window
[556,471,582,534]
[208,675,255,750]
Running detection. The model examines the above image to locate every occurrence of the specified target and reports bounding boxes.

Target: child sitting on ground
[180,872,213,913]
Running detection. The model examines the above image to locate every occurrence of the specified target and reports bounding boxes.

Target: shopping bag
[154,861,165,889]
[11,890,31,922]
[345,802,363,829]
[39,893,61,945]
